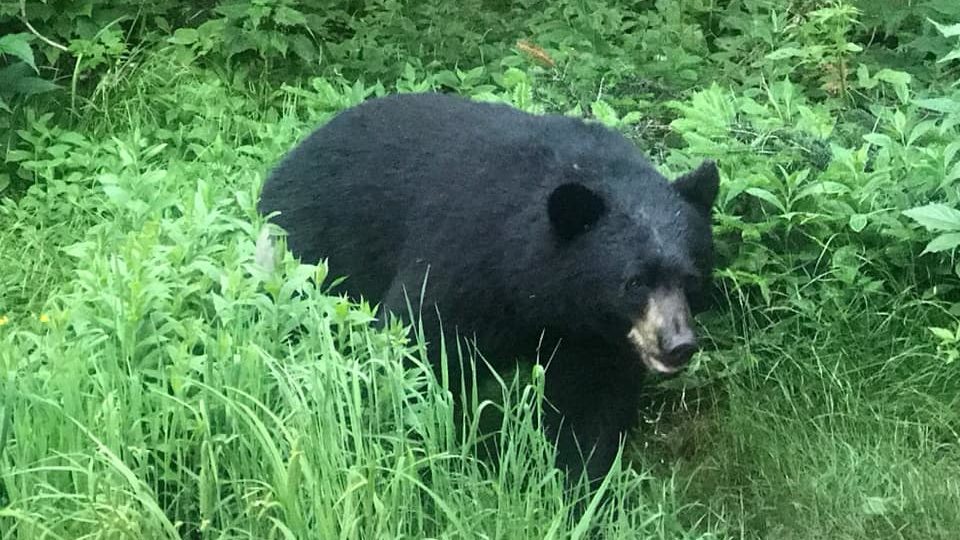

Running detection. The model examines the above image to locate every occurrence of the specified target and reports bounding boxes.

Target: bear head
[545,159,719,374]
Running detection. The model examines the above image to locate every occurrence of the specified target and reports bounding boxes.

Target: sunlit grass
[2,39,958,540]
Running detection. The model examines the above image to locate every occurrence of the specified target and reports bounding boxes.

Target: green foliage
[3,0,960,538]
[0,32,57,147]
[763,2,864,97]
[0,67,712,537]
[903,203,960,253]
[168,0,320,66]
[856,0,960,72]
[929,18,960,65]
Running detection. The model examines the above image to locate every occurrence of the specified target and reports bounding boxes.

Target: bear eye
[625,275,646,290]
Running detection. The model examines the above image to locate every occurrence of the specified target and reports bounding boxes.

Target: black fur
[259,92,719,482]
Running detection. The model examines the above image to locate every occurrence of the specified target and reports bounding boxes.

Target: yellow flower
[38,313,50,323]
[0,315,8,326]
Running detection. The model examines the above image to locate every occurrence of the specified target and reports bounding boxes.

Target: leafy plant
[903,203,960,254]
[0,32,58,108]
[3,2,960,539]
[764,1,864,98]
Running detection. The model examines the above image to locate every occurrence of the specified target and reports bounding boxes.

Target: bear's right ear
[673,159,720,216]
[548,182,607,241]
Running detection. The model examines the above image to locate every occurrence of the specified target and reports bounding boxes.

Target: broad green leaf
[590,100,619,127]
[0,33,36,71]
[766,47,805,60]
[620,111,643,126]
[908,120,936,146]
[929,18,960,38]
[215,3,249,19]
[875,68,911,86]
[745,188,786,213]
[939,49,960,64]
[929,326,957,341]
[863,133,892,147]
[875,69,912,102]
[923,232,960,254]
[0,60,57,96]
[849,214,868,233]
[797,181,848,199]
[945,140,960,168]
[13,76,57,96]
[101,183,129,206]
[169,28,199,45]
[289,34,316,62]
[945,161,960,185]
[5,150,32,162]
[903,203,960,232]
[501,67,528,89]
[914,97,960,114]
[275,6,308,26]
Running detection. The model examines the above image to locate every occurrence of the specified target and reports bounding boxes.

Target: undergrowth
[2,0,960,538]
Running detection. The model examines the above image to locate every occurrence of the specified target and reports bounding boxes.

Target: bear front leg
[541,345,642,485]
[547,408,622,485]
[379,268,465,387]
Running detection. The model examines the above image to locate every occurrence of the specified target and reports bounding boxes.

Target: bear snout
[626,286,699,374]
[659,326,699,368]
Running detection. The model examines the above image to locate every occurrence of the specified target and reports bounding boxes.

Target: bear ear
[548,182,607,241]
[674,159,720,216]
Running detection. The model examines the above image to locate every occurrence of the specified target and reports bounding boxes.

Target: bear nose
[662,334,698,366]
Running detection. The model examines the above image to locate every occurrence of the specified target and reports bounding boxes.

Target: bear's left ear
[548,182,607,241]
[673,159,720,216]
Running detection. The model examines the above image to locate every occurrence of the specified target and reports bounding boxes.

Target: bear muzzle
[626,286,699,374]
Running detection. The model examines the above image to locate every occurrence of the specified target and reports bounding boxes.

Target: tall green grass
[2,43,959,540]
[0,57,715,539]
[632,287,960,539]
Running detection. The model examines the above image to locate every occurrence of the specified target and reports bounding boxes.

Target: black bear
[258,92,719,482]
